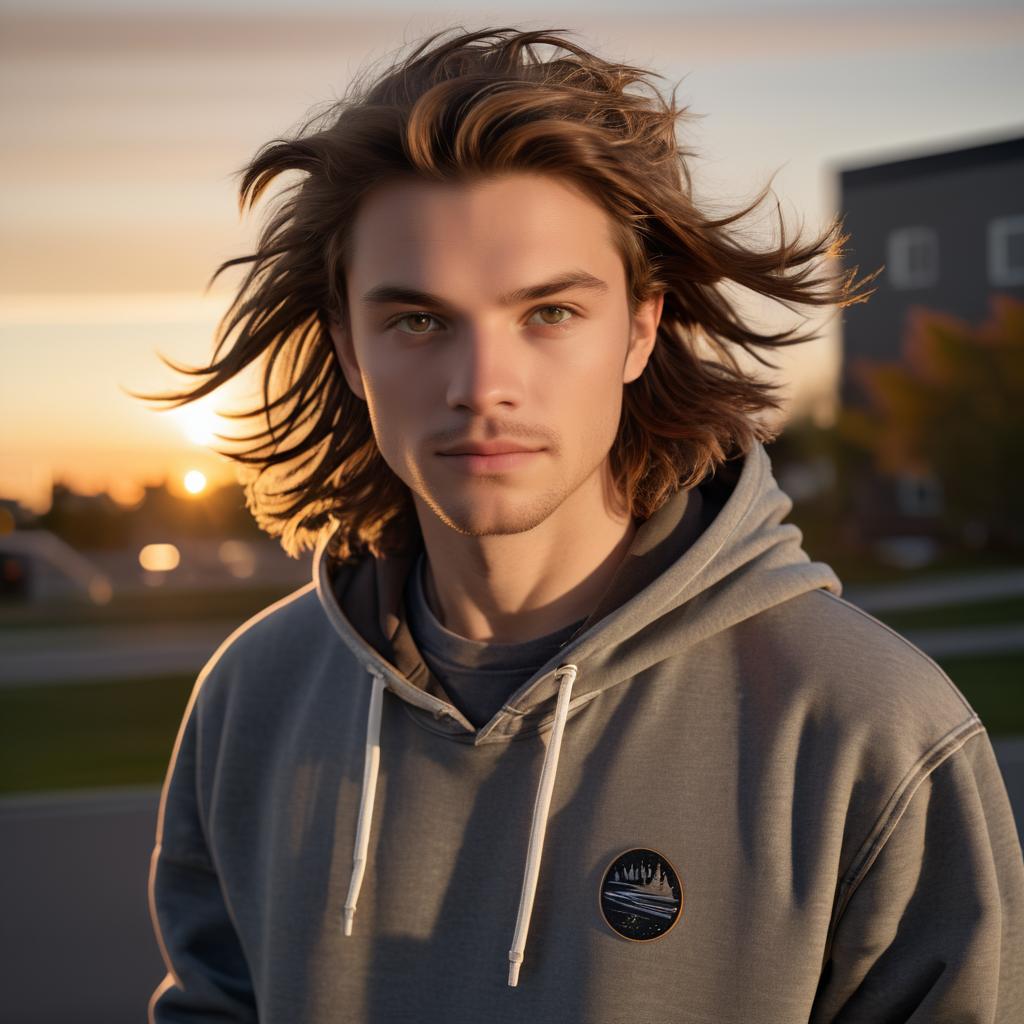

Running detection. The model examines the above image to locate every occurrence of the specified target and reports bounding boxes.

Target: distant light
[139,543,180,572]
[183,469,207,495]
[88,575,113,605]
[218,539,256,579]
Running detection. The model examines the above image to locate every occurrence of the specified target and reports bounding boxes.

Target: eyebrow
[360,270,609,309]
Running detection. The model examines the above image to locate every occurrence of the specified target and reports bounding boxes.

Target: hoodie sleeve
[810,727,1024,1023]
[148,691,258,1022]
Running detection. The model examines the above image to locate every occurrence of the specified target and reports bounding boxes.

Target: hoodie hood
[313,438,842,742]
[309,439,842,986]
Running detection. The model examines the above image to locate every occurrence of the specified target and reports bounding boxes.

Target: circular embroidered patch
[599,848,683,940]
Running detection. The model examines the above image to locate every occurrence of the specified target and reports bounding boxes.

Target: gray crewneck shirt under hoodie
[404,549,586,729]
[402,483,713,729]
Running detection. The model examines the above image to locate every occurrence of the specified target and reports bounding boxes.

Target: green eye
[392,305,575,334]
[531,306,574,327]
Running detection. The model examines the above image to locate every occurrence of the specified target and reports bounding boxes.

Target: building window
[886,227,939,289]
[988,215,1024,287]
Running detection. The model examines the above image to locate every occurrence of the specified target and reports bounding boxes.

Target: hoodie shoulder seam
[823,714,985,963]
[201,581,319,665]
[813,588,977,720]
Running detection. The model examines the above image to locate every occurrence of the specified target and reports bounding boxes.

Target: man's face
[331,171,662,538]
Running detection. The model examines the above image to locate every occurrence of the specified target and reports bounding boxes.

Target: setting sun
[169,398,230,447]
[183,469,207,494]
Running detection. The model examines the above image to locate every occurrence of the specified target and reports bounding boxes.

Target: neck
[412,462,636,644]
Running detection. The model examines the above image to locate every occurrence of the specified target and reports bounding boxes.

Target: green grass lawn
[0,583,301,632]
[0,674,194,796]
[934,652,1024,735]
[1,650,1021,796]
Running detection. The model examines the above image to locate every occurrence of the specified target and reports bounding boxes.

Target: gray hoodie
[148,440,1024,1022]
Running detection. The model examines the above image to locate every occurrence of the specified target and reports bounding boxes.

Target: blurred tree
[36,484,126,549]
[765,414,874,577]
[35,478,263,550]
[838,294,1024,550]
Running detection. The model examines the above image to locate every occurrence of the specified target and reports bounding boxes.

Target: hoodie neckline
[312,440,842,744]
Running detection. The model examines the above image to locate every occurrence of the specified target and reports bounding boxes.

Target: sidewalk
[900,623,1024,658]
[843,567,1024,613]
[0,622,231,686]
[843,567,1024,658]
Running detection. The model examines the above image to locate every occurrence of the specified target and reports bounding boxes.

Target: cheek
[553,362,626,462]
[358,360,431,469]
[363,382,408,443]
[576,345,628,412]
[359,347,408,406]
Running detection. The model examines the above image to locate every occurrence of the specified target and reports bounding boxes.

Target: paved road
[2,787,163,1024]
[3,737,1023,1024]
[0,622,233,686]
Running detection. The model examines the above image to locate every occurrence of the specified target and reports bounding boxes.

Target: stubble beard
[416,475,572,538]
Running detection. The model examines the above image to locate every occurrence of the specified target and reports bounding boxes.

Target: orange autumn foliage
[838,294,1024,547]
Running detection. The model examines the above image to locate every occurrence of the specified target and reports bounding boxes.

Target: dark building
[837,132,1024,409]
[831,132,1024,558]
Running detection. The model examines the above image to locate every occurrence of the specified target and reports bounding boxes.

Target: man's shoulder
[192,581,336,705]
[733,586,989,881]
[737,585,981,751]
[217,580,327,657]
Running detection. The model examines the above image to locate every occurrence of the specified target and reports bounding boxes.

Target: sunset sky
[2,0,1022,511]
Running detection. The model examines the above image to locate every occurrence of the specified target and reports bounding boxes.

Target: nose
[444,322,525,414]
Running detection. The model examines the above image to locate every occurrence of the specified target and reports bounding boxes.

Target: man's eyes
[530,306,575,328]
[389,305,577,335]
[391,312,440,335]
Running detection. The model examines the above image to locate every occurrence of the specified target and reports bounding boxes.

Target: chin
[422,487,567,538]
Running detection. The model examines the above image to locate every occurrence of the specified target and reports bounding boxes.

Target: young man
[147,26,1024,1023]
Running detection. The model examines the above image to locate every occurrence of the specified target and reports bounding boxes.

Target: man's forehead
[353,169,601,221]
[359,270,611,310]
[346,172,622,299]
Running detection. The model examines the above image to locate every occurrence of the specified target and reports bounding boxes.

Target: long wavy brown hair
[134,25,880,560]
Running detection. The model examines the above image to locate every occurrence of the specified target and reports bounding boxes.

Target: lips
[437,449,545,473]
[439,442,544,456]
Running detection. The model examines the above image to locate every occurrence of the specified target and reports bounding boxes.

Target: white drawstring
[507,663,579,987]
[341,660,580,993]
[342,667,387,936]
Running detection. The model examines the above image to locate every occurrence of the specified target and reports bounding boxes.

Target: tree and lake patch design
[599,848,683,940]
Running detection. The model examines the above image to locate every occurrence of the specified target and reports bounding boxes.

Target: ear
[328,318,367,401]
[623,291,664,385]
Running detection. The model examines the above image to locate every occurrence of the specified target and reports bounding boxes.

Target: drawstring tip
[507,954,523,987]
[343,907,355,936]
